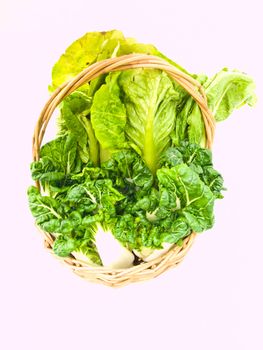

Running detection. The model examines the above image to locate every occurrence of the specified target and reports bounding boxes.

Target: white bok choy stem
[94,224,134,268]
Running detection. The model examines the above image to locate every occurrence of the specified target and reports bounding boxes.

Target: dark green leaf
[53,236,77,257]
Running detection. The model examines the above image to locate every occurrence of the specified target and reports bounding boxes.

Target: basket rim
[31,53,215,287]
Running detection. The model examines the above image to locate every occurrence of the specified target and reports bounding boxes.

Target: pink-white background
[1,1,263,349]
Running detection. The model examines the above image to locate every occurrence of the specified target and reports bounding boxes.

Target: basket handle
[32,53,215,162]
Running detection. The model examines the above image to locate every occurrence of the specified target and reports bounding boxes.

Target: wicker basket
[32,54,215,287]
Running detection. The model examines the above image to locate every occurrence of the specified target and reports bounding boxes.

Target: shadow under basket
[32,54,215,287]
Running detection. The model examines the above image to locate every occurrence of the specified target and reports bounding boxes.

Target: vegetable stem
[83,118,100,166]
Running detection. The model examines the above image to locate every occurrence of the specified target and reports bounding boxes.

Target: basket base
[42,230,197,287]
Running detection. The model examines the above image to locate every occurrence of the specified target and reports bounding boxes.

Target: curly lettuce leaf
[101,149,154,197]
[59,91,99,165]
[111,146,220,249]
[157,164,215,232]
[90,72,127,162]
[90,68,180,172]
[160,217,191,244]
[160,142,224,198]
[205,68,257,121]
[53,236,78,257]
[172,75,208,147]
[50,30,189,93]
[50,30,125,92]
[27,186,67,236]
[119,69,179,174]
[27,178,122,262]
[30,133,82,194]
[52,235,102,264]
[173,69,256,146]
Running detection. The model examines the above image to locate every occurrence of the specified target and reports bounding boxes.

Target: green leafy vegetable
[28,30,256,267]
[90,72,127,162]
[157,164,215,232]
[118,69,179,173]
[58,91,98,165]
[50,30,189,93]
[28,186,62,228]
[174,69,256,146]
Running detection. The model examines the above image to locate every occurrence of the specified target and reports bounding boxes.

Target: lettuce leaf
[90,72,127,162]
[119,69,179,174]
[50,30,189,93]
[50,30,125,92]
[174,69,256,146]
[30,133,82,194]
[205,68,257,121]
[91,68,179,172]
[157,164,215,232]
[59,91,99,165]
[160,142,224,198]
